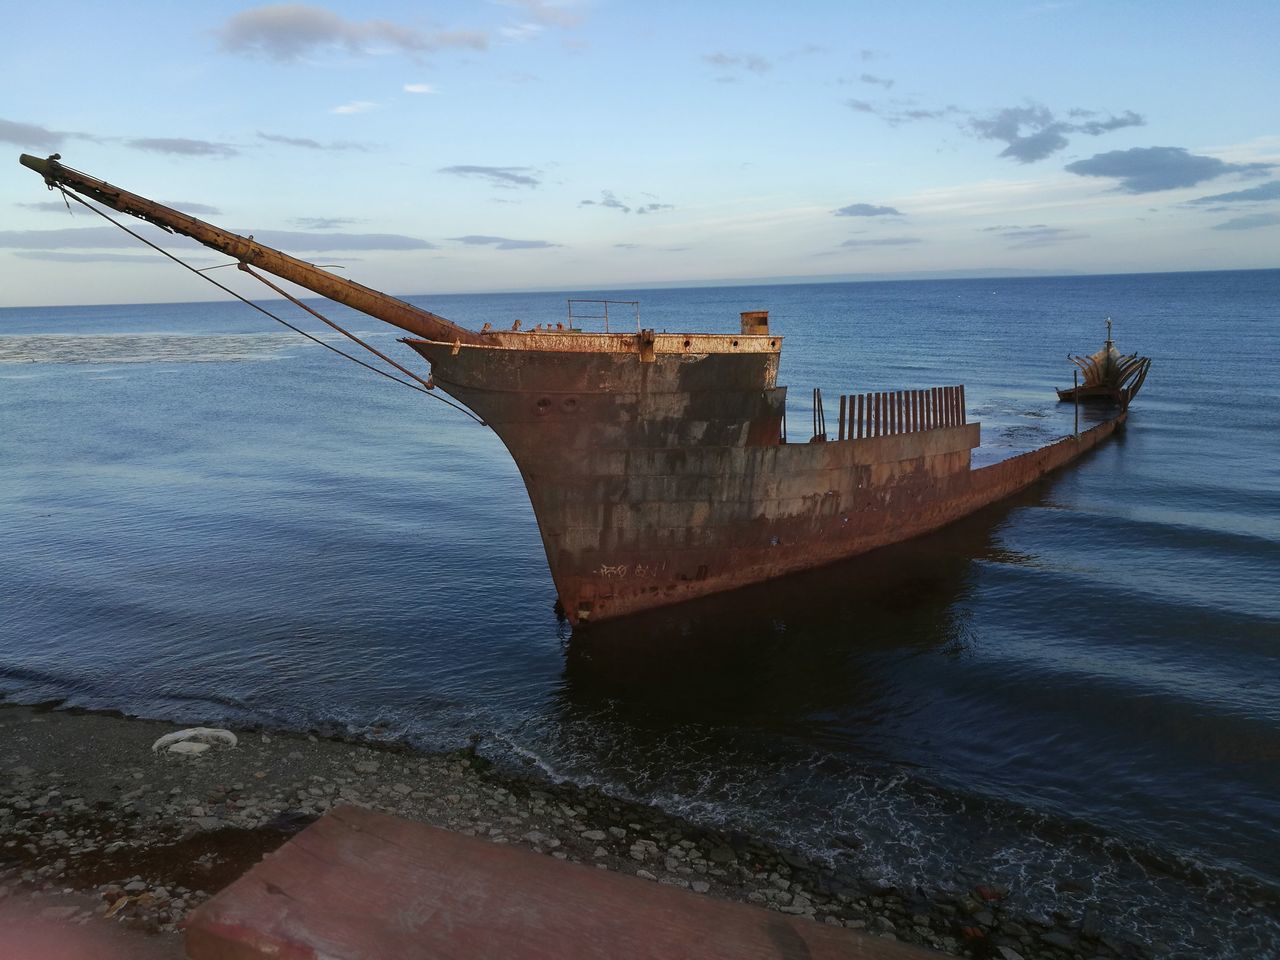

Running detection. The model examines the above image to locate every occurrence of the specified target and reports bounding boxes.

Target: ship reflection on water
[557,488,1043,728]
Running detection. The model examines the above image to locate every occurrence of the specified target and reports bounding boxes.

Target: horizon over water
[1,269,1278,957]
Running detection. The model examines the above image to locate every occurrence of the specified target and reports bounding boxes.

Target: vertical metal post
[1074,370,1080,438]
[838,394,847,441]
[959,385,966,424]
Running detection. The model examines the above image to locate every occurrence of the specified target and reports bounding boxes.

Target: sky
[2,0,1278,307]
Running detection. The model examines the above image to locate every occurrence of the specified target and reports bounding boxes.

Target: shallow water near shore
[2,270,1278,957]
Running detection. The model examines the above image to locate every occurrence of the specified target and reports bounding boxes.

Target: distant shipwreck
[19,154,1151,625]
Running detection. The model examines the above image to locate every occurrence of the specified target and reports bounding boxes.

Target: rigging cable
[51,186,486,425]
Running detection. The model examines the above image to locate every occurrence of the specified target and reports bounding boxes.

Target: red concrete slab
[184,806,941,960]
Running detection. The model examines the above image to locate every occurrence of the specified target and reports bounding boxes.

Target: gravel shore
[0,703,1153,959]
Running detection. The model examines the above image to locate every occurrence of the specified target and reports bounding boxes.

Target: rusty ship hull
[19,154,1138,627]
[408,329,1126,625]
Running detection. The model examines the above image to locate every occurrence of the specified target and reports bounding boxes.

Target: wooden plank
[184,807,941,960]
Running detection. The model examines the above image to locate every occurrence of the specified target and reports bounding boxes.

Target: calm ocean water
[1,270,1277,956]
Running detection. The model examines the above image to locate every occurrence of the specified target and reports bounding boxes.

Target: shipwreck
[18,154,1150,626]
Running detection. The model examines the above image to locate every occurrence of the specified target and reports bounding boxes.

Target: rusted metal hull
[407,335,1126,626]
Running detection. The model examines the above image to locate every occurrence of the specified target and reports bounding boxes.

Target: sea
[1,270,1277,957]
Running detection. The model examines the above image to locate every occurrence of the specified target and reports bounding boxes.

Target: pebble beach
[1,703,1156,960]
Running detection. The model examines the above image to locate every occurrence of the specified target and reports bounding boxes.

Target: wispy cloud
[0,226,196,250]
[834,203,902,217]
[1211,212,1280,231]
[505,0,581,28]
[126,137,239,157]
[1,117,97,151]
[1187,180,1280,204]
[258,131,367,150]
[580,190,630,213]
[439,164,541,188]
[846,99,961,127]
[1065,146,1274,193]
[498,0,582,40]
[840,236,922,248]
[859,73,894,89]
[217,4,486,62]
[981,224,1085,247]
[291,217,361,229]
[248,229,434,251]
[167,202,223,216]
[579,190,673,214]
[449,234,560,250]
[13,251,215,264]
[846,96,1144,163]
[330,101,378,115]
[0,225,432,252]
[968,104,1145,163]
[403,83,436,94]
[703,51,772,80]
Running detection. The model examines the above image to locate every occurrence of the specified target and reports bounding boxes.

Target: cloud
[1211,212,1280,231]
[217,4,487,62]
[1065,146,1274,193]
[449,234,560,250]
[247,230,434,250]
[859,73,894,89]
[498,0,582,39]
[0,224,432,252]
[846,99,961,126]
[330,101,378,115]
[840,236,922,248]
[580,190,630,213]
[0,226,196,250]
[981,224,1084,247]
[505,0,581,28]
[1188,180,1280,204]
[439,164,541,188]
[291,217,361,229]
[578,191,672,214]
[258,131,366,150]
[403,83,435,94]
[847,97,1143,162]
[1,117,97,150]
[167,202,223,216]
[16,201,77,213]
[12,251,215,264]
[127,137,239,157]
[969,104,1144,163]
[834,203,902,217]
[702,52,772,76]
[1074,111,1146,135]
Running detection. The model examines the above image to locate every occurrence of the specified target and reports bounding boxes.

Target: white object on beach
[167,740,210,755]
[151,727,238,754]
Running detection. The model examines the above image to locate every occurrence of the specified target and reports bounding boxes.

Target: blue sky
[2,0,1278,306]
